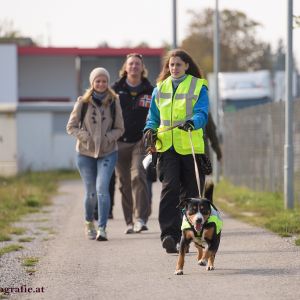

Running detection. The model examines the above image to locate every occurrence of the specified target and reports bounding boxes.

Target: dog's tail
[204,177,214,203]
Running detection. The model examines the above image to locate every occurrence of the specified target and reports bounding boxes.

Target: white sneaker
[124,224,134,234]
[96,227,108,241]
[134,220,146,233]
[85,221,96,240]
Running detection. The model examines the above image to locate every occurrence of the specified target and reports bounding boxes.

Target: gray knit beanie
[89,67,110,86]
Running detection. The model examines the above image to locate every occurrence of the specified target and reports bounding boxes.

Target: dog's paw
[174,269,184,275]
[206,265,215,271]
[198,259,207,266]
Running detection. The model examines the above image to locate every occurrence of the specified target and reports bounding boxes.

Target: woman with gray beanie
[67,67,124,241]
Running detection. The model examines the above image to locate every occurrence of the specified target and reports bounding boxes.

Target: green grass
[0,244,23,257]
[18,237,35,243]
[0,234,11,242]
[25,268,37,274]
[215,179,300,245]
[22,256,39,274]
[22,256,39,267]
[28,218,49,223]
[37,227,56,234]
[10,227,27,235]
[0,170,79,240]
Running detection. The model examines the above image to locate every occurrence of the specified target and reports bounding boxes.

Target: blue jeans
[76,151,117,228]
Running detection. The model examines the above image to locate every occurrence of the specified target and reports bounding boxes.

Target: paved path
[20,180,300,299]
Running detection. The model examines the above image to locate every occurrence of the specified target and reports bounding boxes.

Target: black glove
[143,128,157,152]
[178,120,195,131]
[143,128,157,139]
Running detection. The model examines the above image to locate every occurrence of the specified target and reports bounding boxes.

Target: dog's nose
[196,218,202,224]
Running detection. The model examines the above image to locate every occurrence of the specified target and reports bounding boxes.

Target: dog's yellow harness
[180,201,223,251]
[181,207,222,233]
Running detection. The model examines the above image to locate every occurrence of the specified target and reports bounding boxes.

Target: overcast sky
[1,0,300,68]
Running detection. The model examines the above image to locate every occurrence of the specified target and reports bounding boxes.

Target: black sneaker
[141,224,148,231]
[162,235,178,253]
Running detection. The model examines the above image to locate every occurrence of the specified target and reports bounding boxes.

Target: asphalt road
[18,179,300,300]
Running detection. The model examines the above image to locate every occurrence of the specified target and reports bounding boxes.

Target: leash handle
[188,129,203,198]
[155,113,195,134]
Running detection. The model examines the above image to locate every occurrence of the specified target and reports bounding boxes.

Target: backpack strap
[110,100,116,128]
[80,102,88,129]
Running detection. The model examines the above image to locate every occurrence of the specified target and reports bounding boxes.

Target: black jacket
[112,77,154,143]
[204,112,222,161]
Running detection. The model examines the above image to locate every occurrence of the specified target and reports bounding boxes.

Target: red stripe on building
[18,47,165,57]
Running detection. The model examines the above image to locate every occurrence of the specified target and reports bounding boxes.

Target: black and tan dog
[174,184,223,275]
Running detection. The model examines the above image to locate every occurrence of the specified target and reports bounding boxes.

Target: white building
[0,44,164,176]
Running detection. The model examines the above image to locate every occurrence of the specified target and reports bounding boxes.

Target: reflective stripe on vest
[155,75,206,155]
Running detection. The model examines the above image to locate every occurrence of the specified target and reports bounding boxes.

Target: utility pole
[213,0,220,183]
[284,0,294,209]
[172,0,177,49]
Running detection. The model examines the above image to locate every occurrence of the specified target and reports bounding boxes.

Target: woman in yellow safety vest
[144,49,209,253]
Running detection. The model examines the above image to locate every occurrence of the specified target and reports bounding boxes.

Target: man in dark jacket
[112,53,154,234]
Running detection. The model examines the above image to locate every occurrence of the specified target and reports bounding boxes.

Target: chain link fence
[221,99,300,204]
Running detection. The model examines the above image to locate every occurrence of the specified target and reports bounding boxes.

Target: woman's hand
[143,129,157,153]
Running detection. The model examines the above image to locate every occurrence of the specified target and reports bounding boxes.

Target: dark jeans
[109,171,116,215]
[159,149,200,243]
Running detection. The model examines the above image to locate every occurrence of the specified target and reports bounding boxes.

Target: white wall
[0,44,18,104]
[15,103,76,172]
[273,71,298,102]
[18,56,77,101]
[0,105,18,175]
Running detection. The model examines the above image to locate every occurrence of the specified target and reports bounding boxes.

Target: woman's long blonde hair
[82,86,117,106]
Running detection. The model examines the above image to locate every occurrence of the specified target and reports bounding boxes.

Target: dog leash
[147,122,205,199]
[145,117,193,153]
[188,129,203,198]
[152,113,195,134]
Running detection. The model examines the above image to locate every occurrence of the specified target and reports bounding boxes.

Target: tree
[181,8,272,73]
[0,19,36,46]
[273,39,285,71]
[0,19,20,38]
[97,41,110,48]
[134,42,150,48]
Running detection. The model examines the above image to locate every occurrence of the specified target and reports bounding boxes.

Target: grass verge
[215,179,300,245]
[22,256,39,267]
[0,244,23,257]
[0,170,79,241]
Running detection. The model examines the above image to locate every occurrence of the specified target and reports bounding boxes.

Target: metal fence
[222,99,300,204]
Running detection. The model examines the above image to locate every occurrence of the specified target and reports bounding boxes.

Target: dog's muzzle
[194,212,204,232]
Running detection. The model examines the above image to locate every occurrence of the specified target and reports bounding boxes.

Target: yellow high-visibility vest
[155,74,207,155]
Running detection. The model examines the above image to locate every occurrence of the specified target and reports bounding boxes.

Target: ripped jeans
[76,151,117,229]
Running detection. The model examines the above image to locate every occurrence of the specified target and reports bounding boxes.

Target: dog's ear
[199,198,212,215]
[176,198,190,209]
